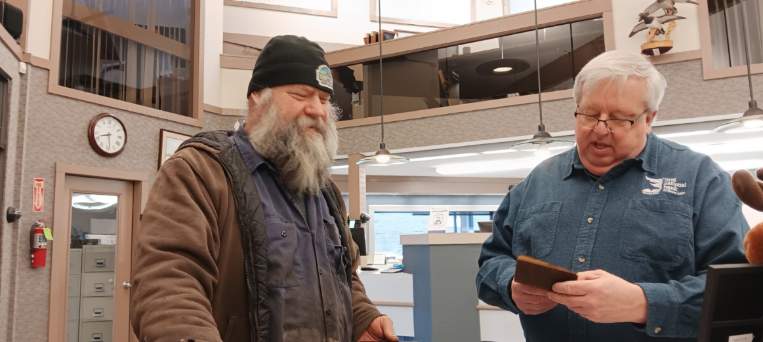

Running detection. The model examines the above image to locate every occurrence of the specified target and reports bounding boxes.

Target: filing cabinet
[79,321,112,342]
[81,273,114,297]
[68,245,115,341]
[82,245,115,273]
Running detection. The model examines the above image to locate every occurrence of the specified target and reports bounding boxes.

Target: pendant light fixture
[509,0,574,157]
[357,0,409,166]
[715,0,763,132]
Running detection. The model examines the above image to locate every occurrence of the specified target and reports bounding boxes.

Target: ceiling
[331,116,763,179]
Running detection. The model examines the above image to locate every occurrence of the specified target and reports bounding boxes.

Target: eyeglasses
[574,110,649,133]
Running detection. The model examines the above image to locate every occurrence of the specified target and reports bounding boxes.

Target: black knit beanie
[247,35,334,98]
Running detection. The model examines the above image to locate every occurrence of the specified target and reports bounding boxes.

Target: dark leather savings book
[514,255,577,291]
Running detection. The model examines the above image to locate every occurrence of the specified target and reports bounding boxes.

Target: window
[59,0,195,116]
[0,73,8,209]
[0,0,25,41]
[368,205,497,260]
[504,0,578,15]
[332,17,604,120]
[0,73,7,151]
[707,0,763,68]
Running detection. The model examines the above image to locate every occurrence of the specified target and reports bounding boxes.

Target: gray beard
[248,102,338,196]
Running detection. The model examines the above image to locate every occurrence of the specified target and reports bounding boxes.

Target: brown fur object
[732,169,763,264]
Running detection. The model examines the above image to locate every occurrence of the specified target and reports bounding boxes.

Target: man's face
[267,84,332,135]
[246,84,338,195]
[575,77,656,176]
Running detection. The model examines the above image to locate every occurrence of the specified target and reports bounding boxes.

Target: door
[62,176,134,342]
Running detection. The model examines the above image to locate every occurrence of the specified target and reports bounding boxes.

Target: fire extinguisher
[30,220,48,269]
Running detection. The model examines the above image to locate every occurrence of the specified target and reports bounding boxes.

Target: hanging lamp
[715,0,763,132]
[509,0,574,157]
[357,0,409,166]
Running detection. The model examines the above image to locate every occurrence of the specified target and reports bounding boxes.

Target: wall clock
[87,113,127,157]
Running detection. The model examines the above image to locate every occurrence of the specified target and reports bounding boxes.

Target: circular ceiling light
[476,58,529,76]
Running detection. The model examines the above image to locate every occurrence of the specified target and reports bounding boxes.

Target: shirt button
[598,184,605,191]
[577,256,586,263]
[654,326,662,334]
[318,270,323,276]
[586,217,594,224]
[326,309,332,316]
[280,230,287,238]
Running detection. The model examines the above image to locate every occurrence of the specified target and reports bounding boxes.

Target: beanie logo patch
[316,64,333,90]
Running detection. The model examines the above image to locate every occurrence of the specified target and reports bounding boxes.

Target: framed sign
[158,129,191,168]
[225,0,337,17]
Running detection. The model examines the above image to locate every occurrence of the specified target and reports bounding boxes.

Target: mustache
[295,116,328,136]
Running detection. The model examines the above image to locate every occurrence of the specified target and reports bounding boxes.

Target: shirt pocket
[619,199,692,267]
[264,219,301,288]
[323,218,349,281]
[512,201,562,258]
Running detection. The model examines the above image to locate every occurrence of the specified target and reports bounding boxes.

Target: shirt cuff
[636,282,686,338]
[499,267,521,313]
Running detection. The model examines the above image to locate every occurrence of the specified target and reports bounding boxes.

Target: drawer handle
[93,283,104,292]
[92,307,104,318]
[91,332,103,341]
[94,258,106,268]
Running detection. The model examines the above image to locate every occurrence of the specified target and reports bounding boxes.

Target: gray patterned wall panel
[10,66,208,342]
[203,111,242,132]
[0,38,22,342]
[337,59,763,155]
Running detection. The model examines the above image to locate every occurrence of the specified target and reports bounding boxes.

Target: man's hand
[510,279,558,315]
[547,269,647,323]
[358,315,398,342]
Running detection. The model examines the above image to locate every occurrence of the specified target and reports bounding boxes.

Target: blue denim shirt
[233,130,353,341]
[476,133,749,341]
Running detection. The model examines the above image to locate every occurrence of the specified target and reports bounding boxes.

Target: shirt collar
[563,133,659,180]
[233,129,275,173]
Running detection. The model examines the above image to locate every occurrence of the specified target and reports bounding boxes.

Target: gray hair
[573,50,667,112]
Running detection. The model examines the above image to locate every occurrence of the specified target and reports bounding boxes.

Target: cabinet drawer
[81,273,114,297]
[82,245,115,273]
[67,320,79,342]
[80,297,114,322]
[68,274,81,298]
[79,321,112,342]
[69,249,82,275]
[67,298,80,322]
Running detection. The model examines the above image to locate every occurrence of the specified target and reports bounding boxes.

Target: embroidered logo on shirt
[641,176,687,196]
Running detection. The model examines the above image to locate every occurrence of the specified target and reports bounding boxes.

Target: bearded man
[131,35,397,342]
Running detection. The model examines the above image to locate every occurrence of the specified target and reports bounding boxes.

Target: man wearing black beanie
[131,35,398,342]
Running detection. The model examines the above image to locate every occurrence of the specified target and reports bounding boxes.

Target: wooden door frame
[48,162,148,341]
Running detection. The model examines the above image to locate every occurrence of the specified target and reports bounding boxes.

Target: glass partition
[332,17,604,120]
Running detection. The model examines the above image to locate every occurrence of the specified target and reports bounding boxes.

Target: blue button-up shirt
[476,133,749,341]
[233,130,353,342]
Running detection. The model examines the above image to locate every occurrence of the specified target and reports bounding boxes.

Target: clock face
[88,114,126,156]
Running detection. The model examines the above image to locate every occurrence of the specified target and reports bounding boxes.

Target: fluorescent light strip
[657,130,713,138]
[435,156,547,175]
[330,165,349,170]
[481,148,519,155]
[409,153,479,162]
[717,159,763,171]
[688,138,763,156]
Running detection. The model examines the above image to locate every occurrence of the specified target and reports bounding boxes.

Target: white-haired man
[131,35,397,342]
[476,50,749,340]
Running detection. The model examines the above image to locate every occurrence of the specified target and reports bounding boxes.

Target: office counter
[360,233,525,342]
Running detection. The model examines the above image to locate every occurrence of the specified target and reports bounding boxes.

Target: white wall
[204,0,224,107]
[223,2,436,46]
[26,0,54,59]
[220,68,251,109]
[612,0,700,53]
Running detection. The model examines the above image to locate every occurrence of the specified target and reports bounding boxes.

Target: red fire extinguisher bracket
[30,220,48,269]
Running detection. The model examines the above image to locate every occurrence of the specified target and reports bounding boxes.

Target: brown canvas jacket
[131,132,381,341]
